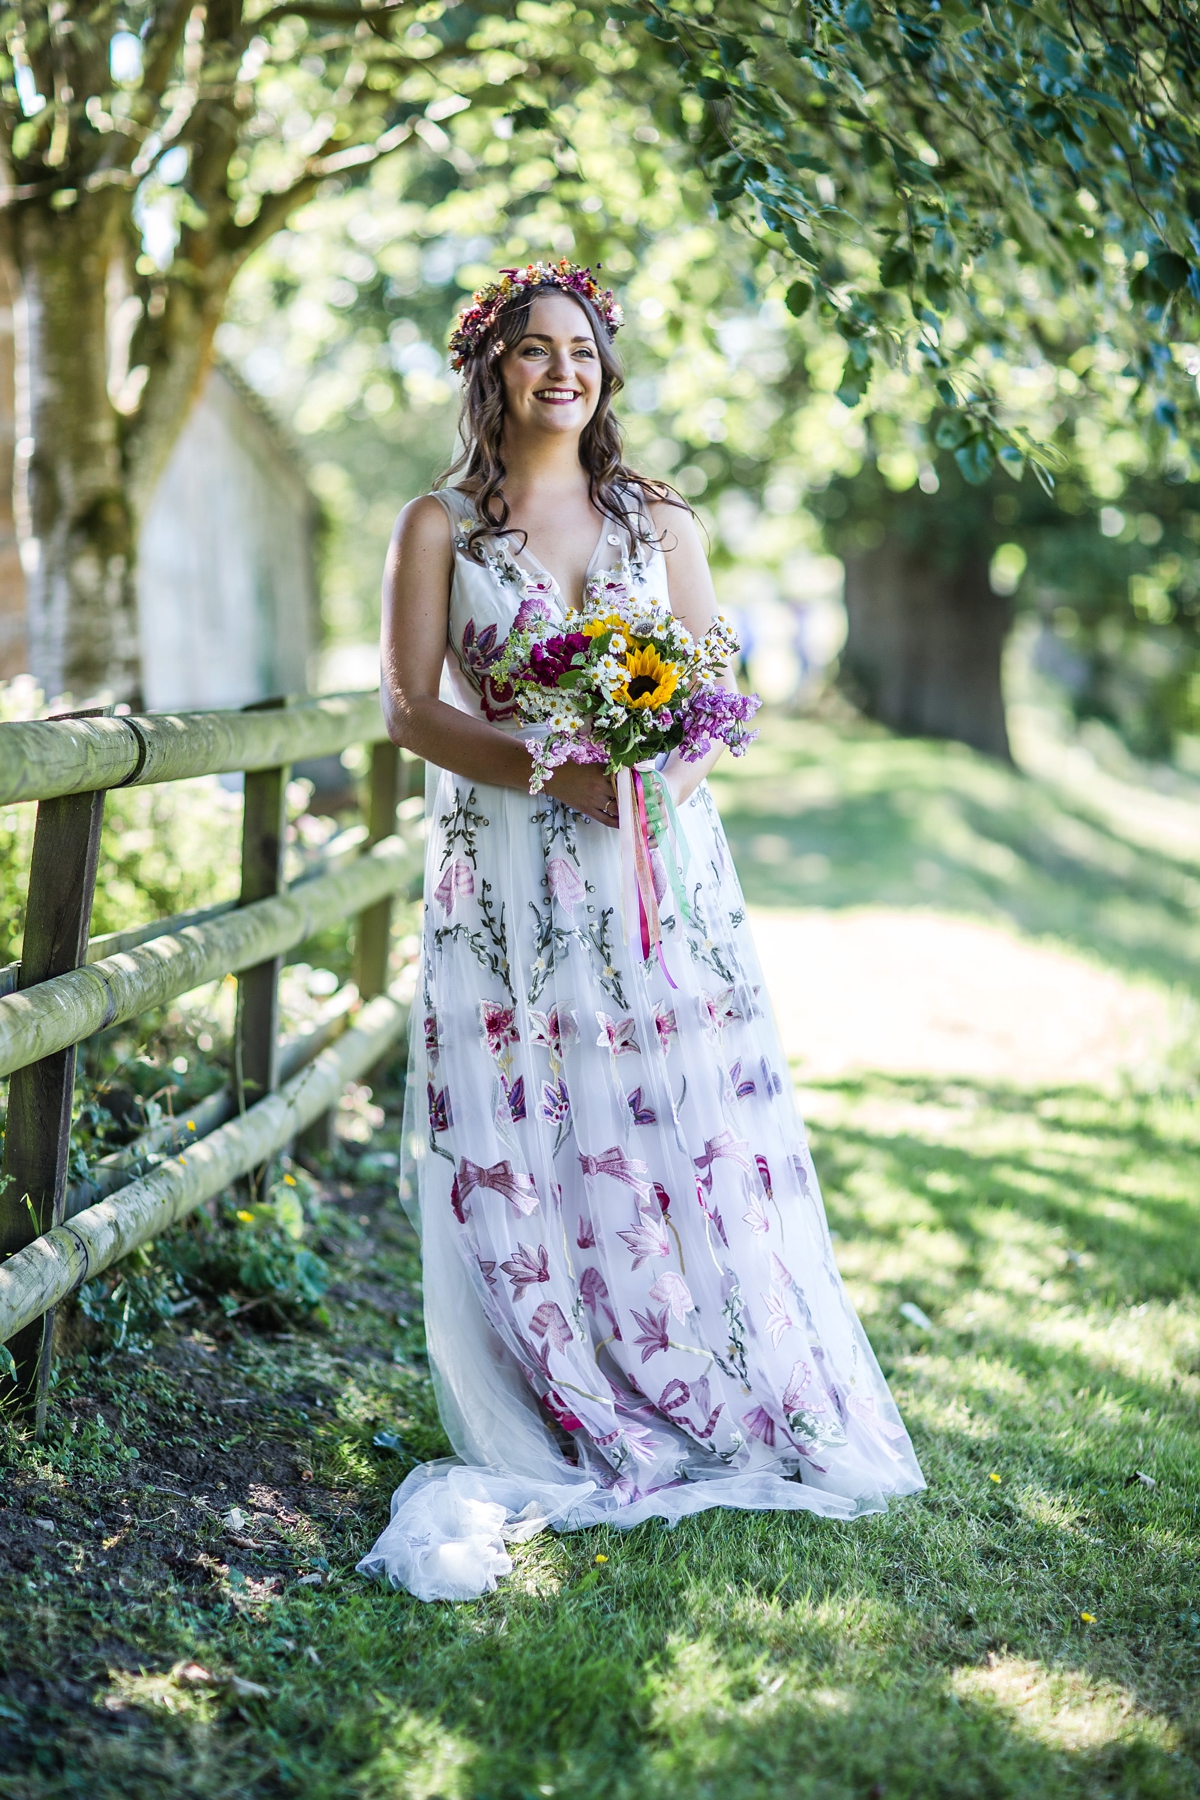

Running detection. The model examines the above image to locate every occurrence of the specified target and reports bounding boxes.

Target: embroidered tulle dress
[358,487,925,1601]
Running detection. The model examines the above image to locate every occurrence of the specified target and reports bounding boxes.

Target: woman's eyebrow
[519,332,596,345]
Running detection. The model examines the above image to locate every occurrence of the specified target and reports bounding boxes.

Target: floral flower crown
[448,258,624,372]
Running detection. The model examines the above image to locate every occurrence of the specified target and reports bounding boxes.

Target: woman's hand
[543,761,619,827]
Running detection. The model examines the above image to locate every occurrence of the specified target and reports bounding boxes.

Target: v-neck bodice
[428,485,670,731]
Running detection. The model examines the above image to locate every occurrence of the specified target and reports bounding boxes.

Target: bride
[358,261,924,1601]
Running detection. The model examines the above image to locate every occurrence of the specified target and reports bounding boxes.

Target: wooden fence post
[0,717,107,1428]
[355,740,401,1002]
[235,699,289,1195]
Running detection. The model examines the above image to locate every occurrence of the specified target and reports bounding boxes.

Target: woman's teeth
[536,389,580,401]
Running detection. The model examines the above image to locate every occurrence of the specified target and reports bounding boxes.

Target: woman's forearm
[385,691,535,793]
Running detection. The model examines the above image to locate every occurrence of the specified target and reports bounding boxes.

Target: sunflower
[616,643,680,710]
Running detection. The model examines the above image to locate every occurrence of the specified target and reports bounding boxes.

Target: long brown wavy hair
[437,286,688,561]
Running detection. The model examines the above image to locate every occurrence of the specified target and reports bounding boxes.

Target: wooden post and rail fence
[0,690,422,1431]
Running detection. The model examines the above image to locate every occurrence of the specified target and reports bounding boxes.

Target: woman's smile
[534,386,584,405]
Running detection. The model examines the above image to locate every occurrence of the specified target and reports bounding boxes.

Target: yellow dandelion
[284,1174,296,1186]
[1080,1611,1095,1623]
[616,644,680,710]
[988,1472,1001,1483]
[236,1209,255,1223]
[594,1553,608,1563]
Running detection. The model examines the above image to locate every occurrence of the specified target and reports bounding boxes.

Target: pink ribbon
[617,762,676,984]
[454,1157,540,1216]
[578,1146,653,1203]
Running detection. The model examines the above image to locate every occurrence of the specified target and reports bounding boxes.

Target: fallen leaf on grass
[177,1664,215,1685]
[33,1518,55,1531]
[295,1572,323,1587]
[1125,1470,1157,1491]
[305,1647,322,1667]
[226,1533,261,1550]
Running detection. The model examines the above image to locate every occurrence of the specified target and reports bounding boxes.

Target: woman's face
[497,290,603,439]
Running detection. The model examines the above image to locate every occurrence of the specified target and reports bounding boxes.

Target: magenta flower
[500,1242,551,1297]
[631,1304,670,1362]
[481,1002,519,1056]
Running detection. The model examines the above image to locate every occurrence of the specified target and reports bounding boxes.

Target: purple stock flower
[677,687,762,762]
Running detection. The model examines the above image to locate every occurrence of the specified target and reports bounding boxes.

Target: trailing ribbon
[616,762,688,986]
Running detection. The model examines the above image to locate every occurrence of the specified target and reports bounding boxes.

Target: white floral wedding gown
[358,487,925,1600]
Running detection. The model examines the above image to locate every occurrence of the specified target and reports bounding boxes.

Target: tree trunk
[840,535,1013,761]
[10,193,142,704]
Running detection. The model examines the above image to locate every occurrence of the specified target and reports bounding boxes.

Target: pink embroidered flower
[577,1214,596,1249]
[742,1192,770,1235]
[648,1271,694,1322]
[653,1004,677,1055]
[500,1242,551,1296]
[764,1292,796,1348]
[434,858,474,916]
[541,1389,583,1433]
[631,1304,670,1362]
[596,1012,640,1057]
[698,988,742,1033]
[546,856,586,915]
[529,1006,578,1058]
[481,1001,519,1056]
[427,1082,452,1134]
[616,1213,670,1269]
[424,1012,440,1066]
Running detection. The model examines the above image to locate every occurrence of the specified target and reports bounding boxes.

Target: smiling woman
[362,262,925,1602]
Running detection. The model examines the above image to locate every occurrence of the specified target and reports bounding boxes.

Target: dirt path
[751,905,1190,1088]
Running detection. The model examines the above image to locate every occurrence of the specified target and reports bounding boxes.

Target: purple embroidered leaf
[729,1061,757,1099]
[427,1082,452,1134]
[742,1405,777,1447]
[626,1086,657,1127]
[648,1271,695,1321]
[760,1058,783,1096]
[630,1305,670,1362]
[616,1214,670,1270]
[595,1011,640,1057]
[764,1292,796,1348]
[433,858,474,917]
[501,1074,527,1122]
[576,1214,596,1249]
[500,1242,551,1297]
[450,1174,469,1224]
[755,1153,773,1201]
[477,1258,498,1293]
[691,1376,725,1441]
[621,1424,661,1464]
[791,1153,813,1197]
[529,1300,574,1351]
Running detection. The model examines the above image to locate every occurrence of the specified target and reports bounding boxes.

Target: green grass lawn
[1,718,1198,1800]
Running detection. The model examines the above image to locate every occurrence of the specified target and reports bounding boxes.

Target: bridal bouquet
[497,570,760,968]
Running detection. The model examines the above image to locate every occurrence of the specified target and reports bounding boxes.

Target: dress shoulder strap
[427,487,475,527]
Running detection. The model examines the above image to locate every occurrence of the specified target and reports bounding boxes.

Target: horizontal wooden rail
[0,835,416,1080]
[0,689,387,807]
[0,986,410,1347]
[62,982,361,1217]
[0,828,376,1000]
